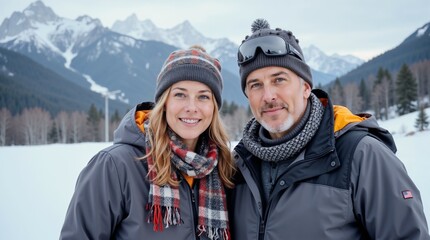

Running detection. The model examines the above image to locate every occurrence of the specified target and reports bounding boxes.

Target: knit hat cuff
[155,64,223,108]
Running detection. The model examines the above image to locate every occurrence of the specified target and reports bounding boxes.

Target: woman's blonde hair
[144,87,235,188]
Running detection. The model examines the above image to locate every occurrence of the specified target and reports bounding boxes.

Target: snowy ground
[0,109,429,239]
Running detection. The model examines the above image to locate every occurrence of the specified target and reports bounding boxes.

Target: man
[229,19,430,239]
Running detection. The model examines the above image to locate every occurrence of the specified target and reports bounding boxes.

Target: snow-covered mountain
[0,1,368,110]
[302,45,364,77]
[0,1,115,94]
[402,22,430,45]
[338,21,430,86]
[111,15,238,74]
[112,14,364,86]
[0,1,246,107]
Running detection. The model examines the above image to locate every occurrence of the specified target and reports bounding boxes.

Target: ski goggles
[237,35,304,65]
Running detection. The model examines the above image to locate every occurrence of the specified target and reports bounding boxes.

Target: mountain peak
[307,44,319,50]
[0,0,60,39]
[170,20,202,37]
[141,19,156,28]
[76,15,103,27]
[401,21,430,46]
[27,0,46,8]
[125,13,139,23]
[302,45,364,77]
[173,20,194,30]
[303,45,326,56]
[112,14,157,33]
[416,22,429,38]
[180,20,192,27]
[23,0,59,23]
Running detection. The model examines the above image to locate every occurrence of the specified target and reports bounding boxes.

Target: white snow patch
[416,25,429,38]
[0,109,429,240]
[63,45,77,69]
[81,73,108,93]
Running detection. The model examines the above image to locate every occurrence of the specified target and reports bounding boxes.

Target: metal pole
[103,90,120,142]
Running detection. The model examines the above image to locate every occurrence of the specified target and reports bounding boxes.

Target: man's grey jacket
[229,89,430,240]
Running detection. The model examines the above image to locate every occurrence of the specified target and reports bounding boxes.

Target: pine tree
[359,79,369,111]
[110,109,121,123]
[382,69,393,120]
[48,122,58,143]
[220,100,230,116]
[229,102,238,115]
[330,78,344,105]
[87,104,101,141]
[415,107,429,131]
[376,67,385,85]
[384,69,395,107]
[396,64,417,116]
[373,67,393,120]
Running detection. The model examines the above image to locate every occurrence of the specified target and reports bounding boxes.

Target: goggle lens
[238,35,303,65]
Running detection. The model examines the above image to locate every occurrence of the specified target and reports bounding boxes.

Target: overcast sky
[1,0,429,60]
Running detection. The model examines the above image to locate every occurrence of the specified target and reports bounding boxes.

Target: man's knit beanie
[238,19,313,95]
[155,45,223,108]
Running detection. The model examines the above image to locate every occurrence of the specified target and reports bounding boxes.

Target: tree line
[0,104,123,146]
[323,61,429,130]
[1,61,429,146]
[0,100,252,146]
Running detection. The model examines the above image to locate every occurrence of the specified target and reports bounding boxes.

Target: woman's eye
[249,83,261,89]
[198,95,210,100]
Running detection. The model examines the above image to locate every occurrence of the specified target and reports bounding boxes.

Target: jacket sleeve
[60,151,124,240]
[351,136,430,239]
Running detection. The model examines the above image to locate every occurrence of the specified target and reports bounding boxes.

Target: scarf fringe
[198,225,230,240]
[146,203,182,232]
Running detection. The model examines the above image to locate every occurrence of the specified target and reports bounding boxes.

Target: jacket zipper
[235,152,266,240]
[259,219,265,240]
[259,147,336,239]
[179,174,198,240]
[260,193,283,240]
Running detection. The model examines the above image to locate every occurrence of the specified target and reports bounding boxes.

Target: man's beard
[258,102,295,135]
[260,114,295,135]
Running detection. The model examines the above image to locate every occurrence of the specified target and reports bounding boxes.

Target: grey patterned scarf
[242,93,324,162]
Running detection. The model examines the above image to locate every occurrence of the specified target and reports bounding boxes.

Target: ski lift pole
[103,90,121,142]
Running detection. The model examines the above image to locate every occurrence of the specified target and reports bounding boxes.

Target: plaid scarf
[145,126,230,240]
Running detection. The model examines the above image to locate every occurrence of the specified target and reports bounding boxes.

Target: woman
[60,46,235,240]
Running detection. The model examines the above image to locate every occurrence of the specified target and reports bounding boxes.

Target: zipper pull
[259,220,265,234]
[191,188,196,203]
[191,194,196,203]
[269,162,278,194]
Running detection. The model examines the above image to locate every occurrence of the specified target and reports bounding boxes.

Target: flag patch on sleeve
[402,190,413,199]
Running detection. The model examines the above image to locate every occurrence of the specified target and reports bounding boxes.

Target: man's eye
[275,78,286,83]
[174,93,186,98]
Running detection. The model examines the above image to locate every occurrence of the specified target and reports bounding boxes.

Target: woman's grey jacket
[60,103,203,240]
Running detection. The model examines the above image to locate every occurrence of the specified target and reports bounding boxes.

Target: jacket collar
[113,102,154,147]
